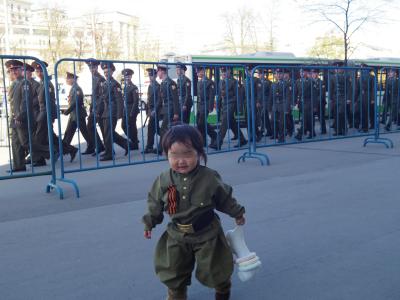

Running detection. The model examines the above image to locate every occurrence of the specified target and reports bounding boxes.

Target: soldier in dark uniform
[32,62,77,163]
[270,68,292,142]
[382,68,399,131]
[311,69,327,134]
[328,62,352,136]
[24,63,40,129]
[121,68,139,150]
[83,59,105,155]
[216,66,247,149]
[195,66,217,148]
[143,125,245,300]
[283,68,295,137]
[295,68,311,140]
[176,63,193,124]
[157,63,180,154]
[255,68,272,139]
[354,65,375,132]
[62,72,92,161]
[5,60,50,172]
[99,62,131,160]
[143,68,162,153]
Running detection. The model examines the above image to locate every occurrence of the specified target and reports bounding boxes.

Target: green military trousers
[154,228,233,290]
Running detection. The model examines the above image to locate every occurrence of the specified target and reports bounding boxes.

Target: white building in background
[0,0,139,60]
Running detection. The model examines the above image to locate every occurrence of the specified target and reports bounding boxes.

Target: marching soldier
[329,62,352,136]
[355,65,375,132]
[295,68,311,140]
[255,68,272,139]
[99,62,131,161]
[62,72,91,162]
[157,63,180,154]
[84,59,105,155]
[143,68,162,153]
[121,68,139,149]
[176,63,193,124]
[382,68,399,131]
[5,59,50,172]
[216,66,247,149]
[312,69,327,135]
[195,66,218,148]
[270,68,292,143]
[32,62,77,163]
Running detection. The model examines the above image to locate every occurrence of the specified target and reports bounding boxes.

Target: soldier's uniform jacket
[142,165,245,243]
[355,72,375,106]
[63,83,87,121]
[8,76,33,128]
[36,80,57,122]
[160,77,179,116]
[147,79,161,114]
[100,77,123,119]
[270,79,292,113]
[90,72,106,116]
[219,77,238,107]
[196,77,215,115]
[122,80,140,117]
[382,75,399,108]
[177,75,193,109]
[313,78,327,112]
[328,72,352,113]
[255,77,272,110]
[30,78,40,121]
[296,77,320,111]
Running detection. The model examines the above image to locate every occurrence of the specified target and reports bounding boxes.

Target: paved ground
[1,133,400,300]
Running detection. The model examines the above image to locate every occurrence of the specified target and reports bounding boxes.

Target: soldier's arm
[63,88,77,115]
[208,81,216,112]
[185,79,192,107]
[130,86,140,116]
[171,82,180,116]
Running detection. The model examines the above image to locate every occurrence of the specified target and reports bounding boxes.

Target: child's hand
[144,230,152,239]
[235,215,246,226]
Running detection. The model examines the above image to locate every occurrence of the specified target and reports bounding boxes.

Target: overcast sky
[35,0,400,59]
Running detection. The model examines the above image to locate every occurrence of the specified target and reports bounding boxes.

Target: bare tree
[302,0,394,65]
[307,31,345,59]
[222,7,258,54]
[39,5,71,63]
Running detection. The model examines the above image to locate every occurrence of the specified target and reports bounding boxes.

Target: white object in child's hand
[225,226,262,282]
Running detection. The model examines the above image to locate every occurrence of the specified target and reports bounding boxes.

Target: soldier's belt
[175,210,215,234]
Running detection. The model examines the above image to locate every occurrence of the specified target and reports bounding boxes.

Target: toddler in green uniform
[142,124,246,300]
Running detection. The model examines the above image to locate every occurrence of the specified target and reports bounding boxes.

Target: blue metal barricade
[0,55,60,197]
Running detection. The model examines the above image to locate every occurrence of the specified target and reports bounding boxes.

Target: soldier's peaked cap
[146,68,157,76]
[122,68,134,76]
[66,71,78,79]
[157,63,168,71]
[23,63,35,72]
[176,63,187,71]
[86,58,100,67]
[101,62,116,71]
[5,59,23,69]
[31,61,48,70]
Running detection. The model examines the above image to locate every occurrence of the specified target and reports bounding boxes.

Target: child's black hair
[162,125,207,165]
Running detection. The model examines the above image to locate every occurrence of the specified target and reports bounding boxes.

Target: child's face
[167,142,199,174]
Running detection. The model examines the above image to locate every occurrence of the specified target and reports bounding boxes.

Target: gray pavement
[1,133,400,300]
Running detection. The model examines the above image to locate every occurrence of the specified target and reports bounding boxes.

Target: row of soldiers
[5,59,399,172]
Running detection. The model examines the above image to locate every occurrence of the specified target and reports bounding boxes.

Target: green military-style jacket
[122,80,140,117]
[142,165,245,243]
[90,72,106,116]
[64,83,87,121]
[160,77,180,116]
[196,77,215,114]
[9,76,33,128]
[177,75,193,108]
[37,80,57,122]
